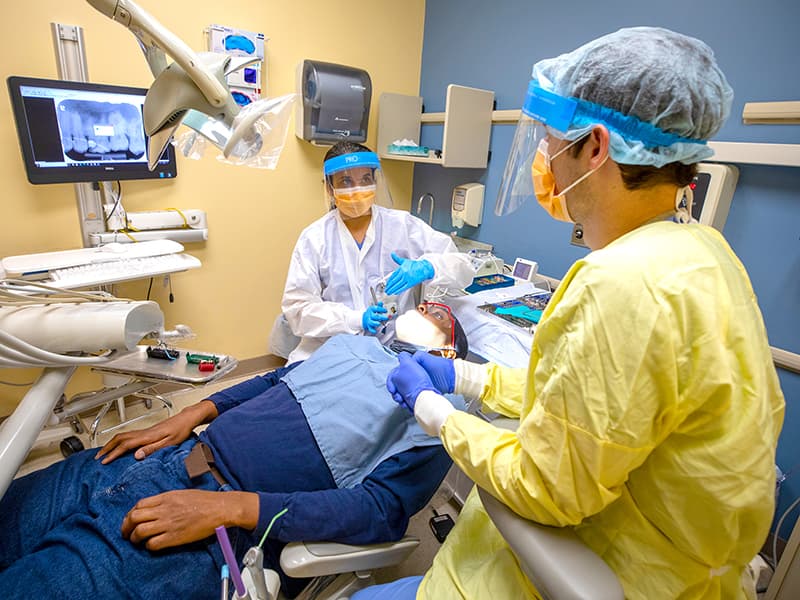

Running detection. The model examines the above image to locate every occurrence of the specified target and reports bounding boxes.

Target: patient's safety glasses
[387,303,457,358]
[419,302,455,348]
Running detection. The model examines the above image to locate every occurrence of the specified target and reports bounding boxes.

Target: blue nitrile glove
[384,252,435,295]
[387,352,437,413]
[362,302,388,334]
[413,351,455,394]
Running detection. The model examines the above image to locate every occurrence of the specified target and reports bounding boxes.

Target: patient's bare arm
[95,399,219,464]
[122,489,259,551]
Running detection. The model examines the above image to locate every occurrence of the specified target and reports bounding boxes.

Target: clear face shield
[322,152,393,219]
[495,83,581,217]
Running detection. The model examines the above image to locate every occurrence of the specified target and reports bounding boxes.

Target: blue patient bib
[282,335,463,489]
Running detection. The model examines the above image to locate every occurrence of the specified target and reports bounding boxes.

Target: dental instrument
[242,547,269,600]
[221,565,230,600]
[215,525,248,599]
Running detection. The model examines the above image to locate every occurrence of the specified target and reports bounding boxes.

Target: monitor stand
[52,22,105,248]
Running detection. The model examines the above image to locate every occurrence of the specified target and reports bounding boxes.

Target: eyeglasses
[420,302,455,348]
[329,169,376,189]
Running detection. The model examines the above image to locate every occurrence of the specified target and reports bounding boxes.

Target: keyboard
[2,239,185,276]
[47,253,202,289]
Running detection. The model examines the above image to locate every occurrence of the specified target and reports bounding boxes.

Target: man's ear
[587,125,610,170]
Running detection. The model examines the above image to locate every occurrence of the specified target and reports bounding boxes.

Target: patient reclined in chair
[0,304,468,599]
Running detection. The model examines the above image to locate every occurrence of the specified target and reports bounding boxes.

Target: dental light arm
[86,0,227,106]
[86,0,254,169]
[86,0,295,170]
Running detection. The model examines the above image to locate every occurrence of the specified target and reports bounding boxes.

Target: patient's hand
[95,399,219,464]
[122,490,259,551]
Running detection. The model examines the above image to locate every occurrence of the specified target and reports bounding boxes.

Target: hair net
[532,27,734,166]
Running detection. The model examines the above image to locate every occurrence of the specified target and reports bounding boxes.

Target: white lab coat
[281,205,474,363]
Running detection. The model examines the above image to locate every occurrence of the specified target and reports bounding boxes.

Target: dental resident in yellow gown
[358,26,785,600]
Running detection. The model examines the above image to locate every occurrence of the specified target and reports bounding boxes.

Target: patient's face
[417,303,454,341]
[394,303,455,354]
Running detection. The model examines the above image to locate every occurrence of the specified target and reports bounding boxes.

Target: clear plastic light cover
[174,93,297,169]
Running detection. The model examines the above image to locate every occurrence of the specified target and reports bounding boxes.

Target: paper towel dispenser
[295,60,372,145]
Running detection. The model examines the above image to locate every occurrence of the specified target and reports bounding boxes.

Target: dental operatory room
[1,0,799,598]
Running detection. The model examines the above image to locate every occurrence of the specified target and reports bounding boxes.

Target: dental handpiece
[243,546,269,600]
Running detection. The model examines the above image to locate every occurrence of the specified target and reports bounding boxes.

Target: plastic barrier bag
[174,93,297,169]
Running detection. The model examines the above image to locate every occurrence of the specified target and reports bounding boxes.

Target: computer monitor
[7,75,177,185]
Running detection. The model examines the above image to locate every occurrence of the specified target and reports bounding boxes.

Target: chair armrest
[478,487,623,600]
[280,536,420,578]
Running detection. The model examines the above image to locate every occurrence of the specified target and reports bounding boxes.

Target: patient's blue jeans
[0,438,242,599]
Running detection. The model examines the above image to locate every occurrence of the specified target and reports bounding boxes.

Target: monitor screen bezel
[7,75,178,185]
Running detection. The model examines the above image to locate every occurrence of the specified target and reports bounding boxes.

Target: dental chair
[250,489,623,600]
[244,401,621,599]
[477,487,624,600]
[279,536,420,600]
[240,535,420,600]
[470,416,624,600]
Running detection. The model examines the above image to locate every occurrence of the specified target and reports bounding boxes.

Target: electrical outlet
[570,224,588,248]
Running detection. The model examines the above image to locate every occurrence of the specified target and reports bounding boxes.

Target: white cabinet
[377,84,494,168]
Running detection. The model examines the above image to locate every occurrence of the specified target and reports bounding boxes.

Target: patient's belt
[185,441,229,487]
[282,335,445,489]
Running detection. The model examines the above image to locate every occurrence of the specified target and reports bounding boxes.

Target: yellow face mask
[333,184,376,219]
[531,140,571,223]
[531,136,607,223]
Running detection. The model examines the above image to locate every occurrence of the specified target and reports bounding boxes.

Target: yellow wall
[0,0,425,415]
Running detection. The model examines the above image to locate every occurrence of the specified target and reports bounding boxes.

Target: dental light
[86,0,279,169]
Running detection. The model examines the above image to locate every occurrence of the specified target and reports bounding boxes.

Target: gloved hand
[384,252,435,295]
[362,302,388,334]
[387,352,437,413]
[413,351,455,394]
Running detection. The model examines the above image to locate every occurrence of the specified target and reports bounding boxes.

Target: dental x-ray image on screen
[7,76,177,184]
[56,98,146,161]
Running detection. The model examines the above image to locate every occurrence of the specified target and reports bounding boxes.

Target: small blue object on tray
[464,274,516,294]
[478,291,554,330]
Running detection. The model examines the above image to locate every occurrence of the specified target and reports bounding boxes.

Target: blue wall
[412,0,800,540]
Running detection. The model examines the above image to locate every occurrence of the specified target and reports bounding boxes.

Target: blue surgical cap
[532,27,734,166]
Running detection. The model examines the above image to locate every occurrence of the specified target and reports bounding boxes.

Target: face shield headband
[323,151,393,214]
[323,151,381,177]
[495,83,709,216]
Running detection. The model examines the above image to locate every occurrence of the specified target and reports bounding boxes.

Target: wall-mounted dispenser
[295,60,372,145]
[452,183,484,228]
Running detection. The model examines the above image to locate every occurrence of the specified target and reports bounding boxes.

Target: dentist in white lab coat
[278,141,474,364]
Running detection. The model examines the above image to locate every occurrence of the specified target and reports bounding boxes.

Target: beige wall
[0,0,425,414]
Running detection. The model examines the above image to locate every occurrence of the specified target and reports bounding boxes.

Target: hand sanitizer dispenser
[452,183,484,228]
